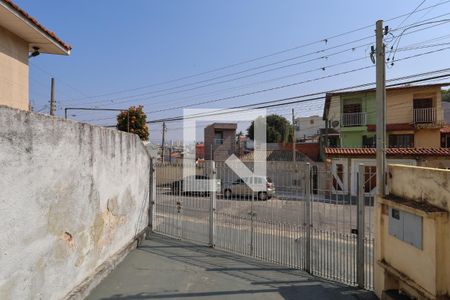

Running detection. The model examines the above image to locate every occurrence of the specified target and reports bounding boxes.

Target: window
[343,103,362,114]
[389,134,414,148]
[214,131,224,145]
[413,98,433,109]
[362,135,376,148]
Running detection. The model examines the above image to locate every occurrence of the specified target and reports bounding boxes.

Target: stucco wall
[0,26,29,110]
[0,106,150,299]
[375,164,450,299]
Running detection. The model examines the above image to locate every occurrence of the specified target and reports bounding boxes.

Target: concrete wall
[0,26,29,110]
[375,164,450,299]
[0,106,150,299]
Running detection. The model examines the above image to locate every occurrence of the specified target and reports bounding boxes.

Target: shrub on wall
[116,105,149,141]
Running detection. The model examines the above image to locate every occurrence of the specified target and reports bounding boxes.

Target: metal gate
[151,160,374,290]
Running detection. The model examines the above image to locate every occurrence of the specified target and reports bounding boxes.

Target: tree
[246,114,292,143]
[116,105,149,141]
[442,88,450,102]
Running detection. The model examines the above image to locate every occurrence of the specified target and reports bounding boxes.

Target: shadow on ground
[87,234,376,300]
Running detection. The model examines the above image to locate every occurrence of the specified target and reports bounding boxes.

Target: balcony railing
[413,107,436,124]
[341,112,367,127]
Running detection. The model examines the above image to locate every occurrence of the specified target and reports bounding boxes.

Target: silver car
[223,176,275,200]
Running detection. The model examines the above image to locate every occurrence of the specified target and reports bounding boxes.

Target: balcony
[341,112,367,127]
[413,107,436,124]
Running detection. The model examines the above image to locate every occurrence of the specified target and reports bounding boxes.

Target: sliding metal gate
[152,160,374,290]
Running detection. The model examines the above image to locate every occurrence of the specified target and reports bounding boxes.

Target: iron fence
[151,160,375,290]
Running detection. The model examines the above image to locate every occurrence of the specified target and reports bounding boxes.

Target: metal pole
[209,160,217,247]
[375,20,386,196]
[292,108,296,162]
[147,159,156,239]
[357,164,366,288]
[161,122,166,163]
[64,108,68,120]
[49,78,55,116]
[305,163,312,273]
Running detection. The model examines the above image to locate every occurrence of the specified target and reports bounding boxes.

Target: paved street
[87,234,376,300]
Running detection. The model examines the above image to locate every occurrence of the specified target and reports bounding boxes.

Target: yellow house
[0,0,71,111]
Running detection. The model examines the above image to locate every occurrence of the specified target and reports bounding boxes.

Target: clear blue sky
[16,0,450,143]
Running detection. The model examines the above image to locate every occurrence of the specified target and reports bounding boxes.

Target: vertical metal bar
[147,159,155,238]
[357,163,366,288]
[209,161,217,247]
[305,163,311,273]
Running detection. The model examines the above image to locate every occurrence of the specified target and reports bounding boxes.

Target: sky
[16,0,450,143]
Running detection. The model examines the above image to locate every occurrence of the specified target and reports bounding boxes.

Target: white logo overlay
[182,108,267,193]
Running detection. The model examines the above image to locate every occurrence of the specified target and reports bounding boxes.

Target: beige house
[0,0,71,111]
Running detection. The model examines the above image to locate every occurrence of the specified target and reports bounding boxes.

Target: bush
[116,105,149,141]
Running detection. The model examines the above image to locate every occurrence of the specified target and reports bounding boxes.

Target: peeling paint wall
[0,106,150,300]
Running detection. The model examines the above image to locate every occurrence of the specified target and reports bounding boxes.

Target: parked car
[223,176,275,200]
[171,175,221,196]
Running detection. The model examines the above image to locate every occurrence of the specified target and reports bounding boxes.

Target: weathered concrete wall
[0,106,150,299]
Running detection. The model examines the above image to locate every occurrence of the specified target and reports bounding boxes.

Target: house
[195,143,204,161]
[0,0,71,111]
[294,115,324,143]
[322,83,450,195]
[323,83,449,149]
[204,123,237,161]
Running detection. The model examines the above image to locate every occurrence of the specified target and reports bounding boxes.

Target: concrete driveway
[87,234,376,300]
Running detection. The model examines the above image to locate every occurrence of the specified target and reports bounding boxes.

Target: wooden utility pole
[49,78,55,116]
[292,108,296,162]
[375,20,387,196]
[161,122,166,163]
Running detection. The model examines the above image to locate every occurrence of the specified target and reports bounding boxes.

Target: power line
[57,0,450,104]
[69,16,450,109]
[145,70,450,124]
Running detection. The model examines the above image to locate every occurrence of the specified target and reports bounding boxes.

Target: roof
[0,0,71,54]
[205,123,237,130]
[239,150,310,162]
[323,82,450,120]
[325,147,450,158]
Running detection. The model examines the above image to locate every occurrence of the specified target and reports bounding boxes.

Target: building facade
[204,123,237,161]
[0,0,71,111]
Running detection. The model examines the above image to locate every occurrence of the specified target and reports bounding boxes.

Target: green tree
[442,88,450,102]
[246,114,292,143]
[116,105,149,141]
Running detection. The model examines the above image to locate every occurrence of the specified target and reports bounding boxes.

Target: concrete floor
[87,234,376,300]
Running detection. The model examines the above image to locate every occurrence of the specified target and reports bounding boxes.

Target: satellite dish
[332,120,340,128]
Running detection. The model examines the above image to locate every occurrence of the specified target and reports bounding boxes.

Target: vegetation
[246,114,293,143]
[116,105,149,140]
[442,88,450,102]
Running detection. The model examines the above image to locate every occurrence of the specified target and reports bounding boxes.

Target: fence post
[209,160,217,247]
[305,163,312,273]
[147,158,156,239]
[357,163,366,288]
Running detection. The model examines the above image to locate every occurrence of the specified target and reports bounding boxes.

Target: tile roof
[2,0,71,51]
[367,124,415,132]
[325,147,450,157]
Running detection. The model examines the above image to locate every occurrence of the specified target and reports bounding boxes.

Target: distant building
[195,143,204,160]
[0,0,71,111]
[294,115,324,143]
[204,123,237,161]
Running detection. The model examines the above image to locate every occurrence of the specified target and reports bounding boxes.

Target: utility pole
[49,78,55,116]
[161,122,166,163]
[292,108,296,162]
[375,20,387,196]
